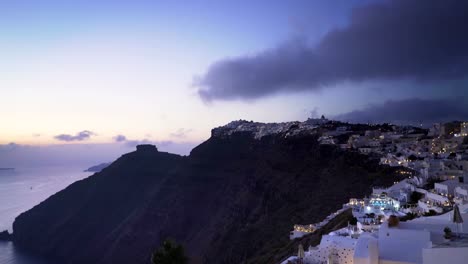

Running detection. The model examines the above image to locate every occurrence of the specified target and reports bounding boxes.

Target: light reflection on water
[0,166,91,264]
[0,242,54,264]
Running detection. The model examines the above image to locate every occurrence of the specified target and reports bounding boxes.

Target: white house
[295,206,468,264]
[304,234,357,264]
[359,147,373,155]
[461,122,468,137]
[418,192,449,213]
[377,221,431,263]
[435,179,468,198]
[353,208,468,264]
[290,224,316,240]
[454,186,468,204]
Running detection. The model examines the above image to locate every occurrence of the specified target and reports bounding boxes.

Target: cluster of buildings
[324,121,468,214]
[213,119,468,263]
[285,189,468,264]
[283,120,468,264]
[284,208,468,264]
[290,208,349,240]
[211,118,323,139]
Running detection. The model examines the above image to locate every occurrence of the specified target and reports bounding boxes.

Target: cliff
[0,230,12,241]
[13,123,404,264]
[84,162,111,172]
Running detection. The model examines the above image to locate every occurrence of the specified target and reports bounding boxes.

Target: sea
[0,166,90,264]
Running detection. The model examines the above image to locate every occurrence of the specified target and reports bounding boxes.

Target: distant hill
[12,122,405,264]
[84,163,110,173]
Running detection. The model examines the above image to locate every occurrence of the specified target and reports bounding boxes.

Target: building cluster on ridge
[276,120,468,264]
[211,116,329,139]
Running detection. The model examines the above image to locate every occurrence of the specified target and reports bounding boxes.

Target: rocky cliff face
[13,125,404,264]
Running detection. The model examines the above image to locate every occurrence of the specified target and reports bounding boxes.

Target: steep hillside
[13,129,404,264]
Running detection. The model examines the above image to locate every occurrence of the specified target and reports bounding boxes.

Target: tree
[409,191,423,204]
[408,154,418,161]
[443,227,453,239]
[424,178,443,190]
[151,239,188,264]
[423,210,437,217]
[399,212,417,222]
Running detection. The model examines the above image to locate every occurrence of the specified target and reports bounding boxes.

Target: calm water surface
[0,167,90,264]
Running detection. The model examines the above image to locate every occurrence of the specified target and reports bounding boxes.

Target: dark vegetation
[151,239,188,264]
[406,127,429,135]
[444,122,462,136]
[399,212,418,222]
[0,230,12,241]
[423,210,438,217]
[444,227,453,239]
[334,133,352,144]
[246,208,354,264]
[13,132,405,264]
[329,122,395,133]
[409,191,424,204]
[463,136,468,145]
[448,152,457,159]
[423,178,444,189]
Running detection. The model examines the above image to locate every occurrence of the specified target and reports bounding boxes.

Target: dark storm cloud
[196,0,468,101]
[334,98,468,125]
[113,134,127,142]
[54,130,95,142]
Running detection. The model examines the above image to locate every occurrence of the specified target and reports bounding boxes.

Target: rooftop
[211,119,320,139]
[437,179,468,189]
[432,235,468,248]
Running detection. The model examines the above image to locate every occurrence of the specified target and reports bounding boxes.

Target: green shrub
[151,239,188,264]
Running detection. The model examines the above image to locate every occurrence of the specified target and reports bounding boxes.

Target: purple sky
[1,0,467,166]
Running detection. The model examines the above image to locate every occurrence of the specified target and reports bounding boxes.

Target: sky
[1,0,468,166]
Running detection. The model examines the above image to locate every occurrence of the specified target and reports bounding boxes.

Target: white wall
[423,247,468,264]
[378,225,431,263]
[354,236,379,264]
[306,235,356,264]
[426,192,449,204]
[379,260,415,264]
